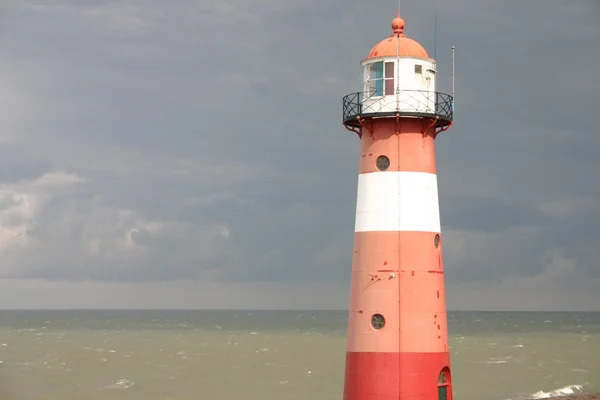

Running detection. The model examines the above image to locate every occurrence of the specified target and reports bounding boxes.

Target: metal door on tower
[438,385,448,400]
[437,368,451,400]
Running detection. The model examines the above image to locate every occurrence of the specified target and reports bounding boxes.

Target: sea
[0,310,598,400]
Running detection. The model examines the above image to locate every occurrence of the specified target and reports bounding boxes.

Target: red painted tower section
[341,14,455,400]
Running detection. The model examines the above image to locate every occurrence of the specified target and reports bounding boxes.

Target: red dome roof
[364,16,429,60]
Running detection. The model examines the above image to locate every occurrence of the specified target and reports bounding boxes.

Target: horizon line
[0,308,598,313]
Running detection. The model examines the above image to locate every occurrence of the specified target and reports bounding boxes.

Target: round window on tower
[376,155,390,171]
[371,313,385,330]
[434,234,440,248]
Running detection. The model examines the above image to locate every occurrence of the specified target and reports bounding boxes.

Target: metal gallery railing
[342,90,454,128]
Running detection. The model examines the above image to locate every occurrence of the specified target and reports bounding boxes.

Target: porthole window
[371,314,385,330]
[434,234,440,248]
[376,155,390,171]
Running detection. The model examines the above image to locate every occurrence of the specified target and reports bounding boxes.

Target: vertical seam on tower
[396,116,402,397]
[396,29,402,397]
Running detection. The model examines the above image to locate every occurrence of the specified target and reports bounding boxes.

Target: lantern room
[361,57,436,97]
[361,17,436,97]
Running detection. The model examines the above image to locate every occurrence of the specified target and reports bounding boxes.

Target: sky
[0,0,599,311]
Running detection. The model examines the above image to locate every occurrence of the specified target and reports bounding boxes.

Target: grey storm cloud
[0,0,599,309]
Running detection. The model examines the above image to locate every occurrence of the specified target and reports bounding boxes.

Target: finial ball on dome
[392,16,405,35]
[365,14,428,59]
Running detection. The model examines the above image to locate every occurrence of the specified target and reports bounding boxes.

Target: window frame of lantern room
[364,60,395,98]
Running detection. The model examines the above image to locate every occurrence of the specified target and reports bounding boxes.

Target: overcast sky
[0,0,598,311]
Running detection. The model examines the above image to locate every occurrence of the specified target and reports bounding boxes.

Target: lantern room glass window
[366,61,395,97]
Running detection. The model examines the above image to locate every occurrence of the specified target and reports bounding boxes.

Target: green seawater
[0,310,598,400]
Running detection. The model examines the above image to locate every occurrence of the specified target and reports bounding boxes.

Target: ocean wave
[530,384,583,399]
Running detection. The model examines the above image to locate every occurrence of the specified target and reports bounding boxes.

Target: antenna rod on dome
[434,0,438,60]
[452,45,456,114]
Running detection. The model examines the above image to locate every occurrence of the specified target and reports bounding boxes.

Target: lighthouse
[341,12,455,400]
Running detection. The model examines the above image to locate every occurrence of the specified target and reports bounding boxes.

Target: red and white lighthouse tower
[341,12,455,400]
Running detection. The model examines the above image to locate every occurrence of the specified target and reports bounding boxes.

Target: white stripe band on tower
[354,171,441,233]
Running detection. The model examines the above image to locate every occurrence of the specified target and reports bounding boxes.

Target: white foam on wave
[530,384,583,399]
[492,356,513,360]
[467,355,514,365]
[100,379,135,390]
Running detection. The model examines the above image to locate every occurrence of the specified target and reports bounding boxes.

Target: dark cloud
[0,0,599,309]
[441,197,554,232]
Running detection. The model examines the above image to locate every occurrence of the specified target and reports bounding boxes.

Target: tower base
[343,351,452,400]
